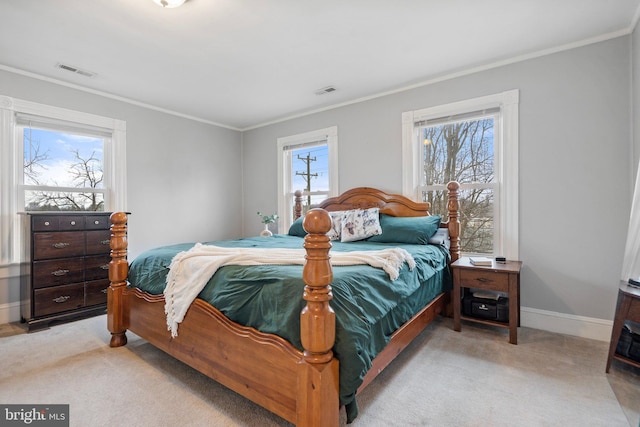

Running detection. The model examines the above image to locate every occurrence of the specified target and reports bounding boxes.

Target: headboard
[293,183,460,262]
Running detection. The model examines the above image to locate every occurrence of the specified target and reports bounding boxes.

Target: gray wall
[0,69,243,317]
[242,36,633,321]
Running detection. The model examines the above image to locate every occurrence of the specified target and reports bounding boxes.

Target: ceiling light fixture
[152,0,187,8]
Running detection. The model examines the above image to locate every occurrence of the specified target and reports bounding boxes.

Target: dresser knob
[100,264,109,270]
[70,221,76,226]
[52,242,70,249]
[94,220,100,225]
[44,221,50,226]
[101,240,110,245]
[101,288,108,294]
[53,296,71,303]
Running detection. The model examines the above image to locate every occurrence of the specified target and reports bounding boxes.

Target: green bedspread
[127,234,451,421]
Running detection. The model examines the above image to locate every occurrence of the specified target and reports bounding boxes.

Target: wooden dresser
[21,212,113,331]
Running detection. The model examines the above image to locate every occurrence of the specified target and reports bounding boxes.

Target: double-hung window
[402,90,519,258]
[277,126,338,233]
[0,95,126,266]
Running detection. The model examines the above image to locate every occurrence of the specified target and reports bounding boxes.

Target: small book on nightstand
[469,256,493,266]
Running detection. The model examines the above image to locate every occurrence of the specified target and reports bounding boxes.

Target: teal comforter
[127,234,451,421]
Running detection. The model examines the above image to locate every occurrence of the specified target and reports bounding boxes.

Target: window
[0,95,126,266]
[20,121,107,212]
[402,90,519,258]
[277,126,338,233]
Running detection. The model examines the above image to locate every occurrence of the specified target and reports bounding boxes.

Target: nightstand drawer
[458,269,508,291]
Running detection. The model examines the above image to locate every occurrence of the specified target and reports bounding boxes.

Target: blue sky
[291,144,328,192]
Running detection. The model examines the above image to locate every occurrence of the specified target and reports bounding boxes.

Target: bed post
[298,208,339,427]
[294,190,303,220]
[108,212,129,347]
[447,181,461,263]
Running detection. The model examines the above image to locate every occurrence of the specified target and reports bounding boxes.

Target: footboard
[107,209,339,427]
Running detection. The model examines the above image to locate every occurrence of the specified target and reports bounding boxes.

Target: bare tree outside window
[421,117,495,254]
[23,127,105,212]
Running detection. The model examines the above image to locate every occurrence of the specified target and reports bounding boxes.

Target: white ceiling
[1,0,639,130]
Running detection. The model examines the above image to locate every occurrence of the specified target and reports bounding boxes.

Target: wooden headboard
[294,182,460,263]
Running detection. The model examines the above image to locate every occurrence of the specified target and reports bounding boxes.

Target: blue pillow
[288,216,307,237]
[368,214,442,244]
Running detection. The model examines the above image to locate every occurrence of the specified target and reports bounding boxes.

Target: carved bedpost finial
[108,212,128,347]
[301,208,334,364]
[294,190,303,220]
[447,181,461,263]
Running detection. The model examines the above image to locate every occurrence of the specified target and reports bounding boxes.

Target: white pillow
[340,207,382,242]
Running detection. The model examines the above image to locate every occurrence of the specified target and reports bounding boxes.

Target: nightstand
[606,281,640,373]
[451,257,523,344]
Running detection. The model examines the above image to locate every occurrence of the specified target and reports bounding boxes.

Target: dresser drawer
[86,230,111,255]
[32,258,84,289]
[32,215,85,231]
[85,215,110,230]
[85,279,109,306]
[458,268,509,292]
[34,283,84,317]
[85,255,111,281]
[33,232,85,260]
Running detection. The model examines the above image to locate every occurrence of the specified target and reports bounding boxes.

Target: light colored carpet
[0,315,638,427]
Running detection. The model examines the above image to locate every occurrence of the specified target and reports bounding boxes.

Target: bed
[107,183,460,426]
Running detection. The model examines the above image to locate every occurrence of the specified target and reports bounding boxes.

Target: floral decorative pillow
[340,207,382,242]
[326,210,348,241]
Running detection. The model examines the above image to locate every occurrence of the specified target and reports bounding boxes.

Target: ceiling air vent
[56,63,96,78]
[314,86,337,96]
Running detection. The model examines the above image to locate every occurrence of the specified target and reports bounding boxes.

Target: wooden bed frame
[107,182,460,426]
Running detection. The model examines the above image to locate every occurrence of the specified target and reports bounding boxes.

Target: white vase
[260,223,273,237]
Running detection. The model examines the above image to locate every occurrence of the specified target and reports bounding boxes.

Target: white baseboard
[521,306,613,342]
[0,301,21,325]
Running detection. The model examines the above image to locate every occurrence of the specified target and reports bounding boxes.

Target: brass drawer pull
[53,242,70,249]
[101,240,110,245]
[100,264,109,270]
[51,269,70,276]
[53,296,71,303]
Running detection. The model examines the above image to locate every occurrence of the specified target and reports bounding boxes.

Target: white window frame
[401,90,519,259]
[277,126,338,233]
[0,95,127,267]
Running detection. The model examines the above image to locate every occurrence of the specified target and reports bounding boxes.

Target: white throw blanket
[164,243,415,337]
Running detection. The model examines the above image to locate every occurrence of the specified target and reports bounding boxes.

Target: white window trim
[0,95,126,267]
[277,126,338,233]
[401,90,519,259]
